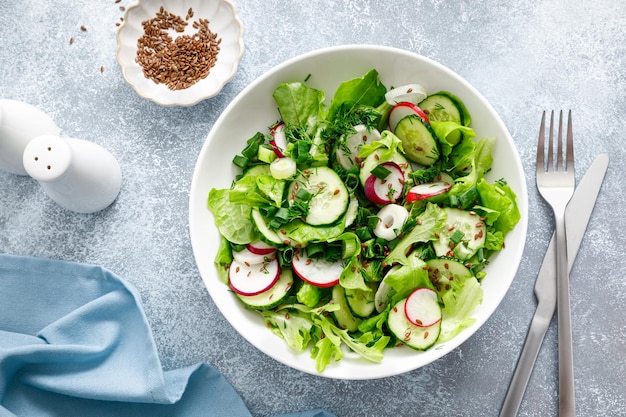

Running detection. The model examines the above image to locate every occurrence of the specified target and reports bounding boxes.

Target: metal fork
[536,110,576,416]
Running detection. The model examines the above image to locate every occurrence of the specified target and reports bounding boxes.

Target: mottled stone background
[1,1,624,416]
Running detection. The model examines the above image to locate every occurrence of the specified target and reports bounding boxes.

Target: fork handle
[555,213,576,416]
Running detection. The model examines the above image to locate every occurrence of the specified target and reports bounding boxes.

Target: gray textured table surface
[1,1,625,416]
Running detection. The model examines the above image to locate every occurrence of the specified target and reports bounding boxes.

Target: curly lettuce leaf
[384,203,447,266]
[384,254,433,305]
[476,178,520,235]
[261,309,314,352]
[438,276,483,343]
[358,130,404,162]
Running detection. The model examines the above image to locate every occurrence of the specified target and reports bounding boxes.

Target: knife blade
[500,153,609,417]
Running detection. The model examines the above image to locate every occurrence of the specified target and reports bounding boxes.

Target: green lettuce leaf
[273,82,325,133]
[430,121,476,158]
[439,276,483,343]
[358,130,404,162]
[261,309,314,352]
[476,178,520,235]
[384,255,433,305]
[207,189,258,244]
[327,69,387,122]
[384,203,447,266]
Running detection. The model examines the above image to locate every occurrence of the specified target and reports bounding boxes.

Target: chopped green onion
[274,207,290,222]
[259,205,277,218]
[232,155,249,169]
[371,164,392,179]
[305,243,325,258]
[366,215,379,230]
[340,234,360,259]
[450,229,465,244]
[295,188,313,202]
[355,226,373,242]
[257,145,277,164]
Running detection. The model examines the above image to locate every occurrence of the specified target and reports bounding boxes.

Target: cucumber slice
[393,115,439,166]
[345,282,377,318]
[332,285,362,332]
[419,92,471,146]
[335,124,381,170]
[419,94,463,124]
[251,208,286,245]
[236,268,294,310]
[425,257,473,296]
[243,164,271,177]
[388,298,441,351]
[288,166,349,226]
[432,208,486,260]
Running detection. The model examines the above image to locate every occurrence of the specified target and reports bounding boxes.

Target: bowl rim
[189,44,529,379]
[115,0,245,107]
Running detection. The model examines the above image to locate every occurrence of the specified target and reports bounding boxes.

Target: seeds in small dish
[135,6,221,91]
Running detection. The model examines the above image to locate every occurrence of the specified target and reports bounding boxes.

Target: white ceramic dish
[116,0,244,106]
[189,45,528,379]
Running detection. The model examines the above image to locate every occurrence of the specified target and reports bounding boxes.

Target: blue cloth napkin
[0,254,334,417]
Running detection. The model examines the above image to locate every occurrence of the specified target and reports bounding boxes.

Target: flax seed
[135,7,221,90]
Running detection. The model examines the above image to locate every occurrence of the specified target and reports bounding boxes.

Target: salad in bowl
[189,45,528,379]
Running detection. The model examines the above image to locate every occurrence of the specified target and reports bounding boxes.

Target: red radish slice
[406,181,453,202]
[233,246,275,265]
[363,162,405,204]
[270,122,287,158]
[404,288,441,327]
[385,83,427,105]
[247,240,276,256]
[292,250,344,288]
[388,102,430,132]
[229,258,281,296]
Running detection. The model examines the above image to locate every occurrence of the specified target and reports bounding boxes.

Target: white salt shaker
[22,134,122,213]
[0,99,61,175]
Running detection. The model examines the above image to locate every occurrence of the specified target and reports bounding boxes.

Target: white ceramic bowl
[116,0,244,106]
[189,45,528,379]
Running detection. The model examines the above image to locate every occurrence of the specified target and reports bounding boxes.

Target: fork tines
[537,110,574,174]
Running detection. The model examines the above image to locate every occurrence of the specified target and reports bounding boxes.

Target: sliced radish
[385,83,427,106]
[335,124,381,170]
[388,102,430,132]
[363,161,405,204]
[247,240,276,256]
[406,182,452,202]
[269,122,288,158]
[404,287,441,327]
[373,204,409,240]
[232,246,275,265]
[292,250,344,288]
[229,258,281,296]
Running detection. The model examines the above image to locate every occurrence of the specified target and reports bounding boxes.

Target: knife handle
[499,255,555,417]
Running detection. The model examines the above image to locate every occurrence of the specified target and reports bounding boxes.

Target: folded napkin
[0,254,334,417]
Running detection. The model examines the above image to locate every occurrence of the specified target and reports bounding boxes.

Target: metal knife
[499,153,609,417]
